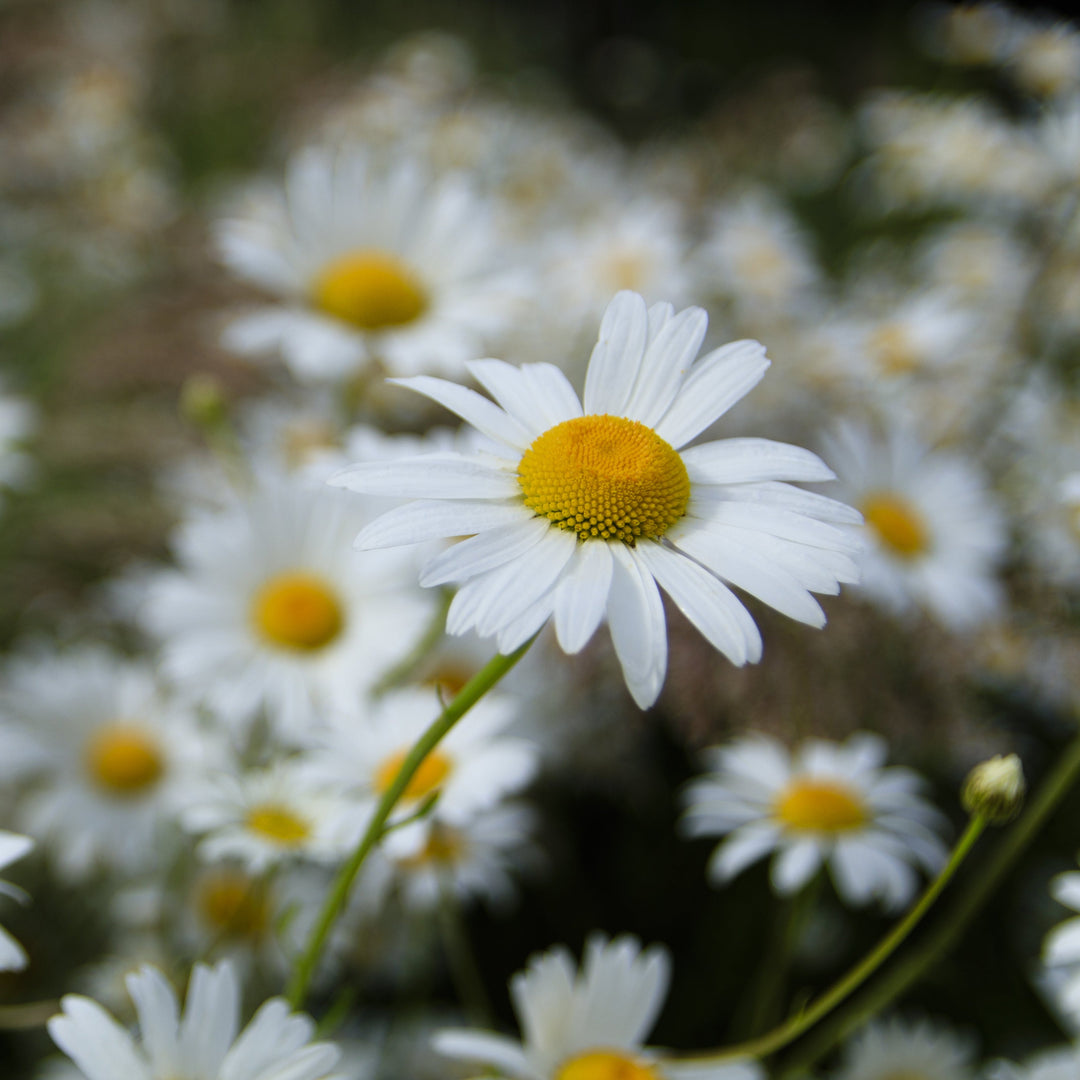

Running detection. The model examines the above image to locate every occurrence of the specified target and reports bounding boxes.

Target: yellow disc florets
[245,803,311,847]
[252,572,345,652]
[862,493,929,559]
[775,779,867,833]
[556,1051,661,1080]
[84,724,165,797]
[312,250,428,331]
[517,415,690,544]
[374,748,452,800]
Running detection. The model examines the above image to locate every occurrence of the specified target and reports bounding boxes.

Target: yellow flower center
[556,1051,661,1080]
[195,870,270,940]
[867,324,919,375]
[84,724,165,797]
[312,250,428,331]
[400,824,466,869]
[775,779,867,833]
[375,749,452,800]
[245,803,311,846]
[862,493,929,558]
[518,415,690,544]
[252,572,345,652]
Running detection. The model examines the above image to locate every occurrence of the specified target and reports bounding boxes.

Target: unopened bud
[180,373,228,430]
[962,753,1025,824]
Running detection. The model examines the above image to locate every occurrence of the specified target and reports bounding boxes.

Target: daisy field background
[2,1,1080,1079]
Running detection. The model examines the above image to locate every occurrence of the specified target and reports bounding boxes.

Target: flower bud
[962,753,1025,824]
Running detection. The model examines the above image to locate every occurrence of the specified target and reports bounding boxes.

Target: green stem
[777,729,1080,1076]
[285,638,535,1009]
[677,815,988,1066]
[438,879,494,1025]
[736,876,819,1039]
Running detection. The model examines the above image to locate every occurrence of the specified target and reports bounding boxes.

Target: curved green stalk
[286,638,535,1008]
[776,728,1080,1076]
[676,815,988,1067]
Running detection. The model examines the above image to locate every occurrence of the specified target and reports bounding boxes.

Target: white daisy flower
[180,762,351,873]
[331,290,862,709]
[435,933,760,1080]
[830,1016,975,1080]
[47,960,351,1080]
[303,688,539,837]
[355,802,543,915]
[695,190,821,317]
[216,145,525,381]
[824,420,1006,631]
[681,732,948,910]
[0,830,32,971]
[141,473,433,739]
[0,647,219,881]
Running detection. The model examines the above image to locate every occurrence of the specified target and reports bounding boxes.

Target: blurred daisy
[0,647,218,880]
[180,762,350,873]
[682,732,947,910]
[0,831,32,971]
[831,1016,975,1080]
[332,290,861,709]
[142,474,432,739]
[1041,869,1080,1023]
[987,1046,1080,1080]
[48,960,351,1080]
[435,933,759,1080]
[216,145,524,381]
[302,687,539,836]
[356,802,543,915]
[824,421,1006,631]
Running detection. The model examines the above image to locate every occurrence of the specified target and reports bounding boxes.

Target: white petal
[0,832,32,870]
[633,542,763,665]
[671,526,826,627]
[329,454,520,500]
[351,499,532,549]
[655,341,769,449]
[420,518,550,586]
[706,825,781,883]
[0,925,27,971]
[682,439,836,485]
[583,291,649,415]
[434,1030,534,1079]
[387,376,533,450]
[179,962,239,1079]
[553,542,614,653]
[126,967,180,1077]
[624,306,708,428]
[770,840,823,894]
[48,997,152,1080]
[607,544,668,709]
[467,360,582,436]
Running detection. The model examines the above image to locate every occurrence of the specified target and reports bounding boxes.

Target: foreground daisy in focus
[0,830,32,970]
[331,290,861,708]
[435,933,759,1080]
[48,960,352,1080]
[682,732,947,910]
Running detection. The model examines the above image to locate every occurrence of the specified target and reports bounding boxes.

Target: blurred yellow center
[246,803,310,846]
[868,324,919,375]
[196,870,269,940]
[400,824,466,869]
[862,494,929,558]
[313,250,428,331]
[375,749,452,800]
[556,1051,660,1080]
[84,724,164,796]
[252,573,344,651]
[775,780,866,832]
[518,415,690,543]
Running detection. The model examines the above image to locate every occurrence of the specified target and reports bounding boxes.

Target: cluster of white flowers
[3,2,1080,1079]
